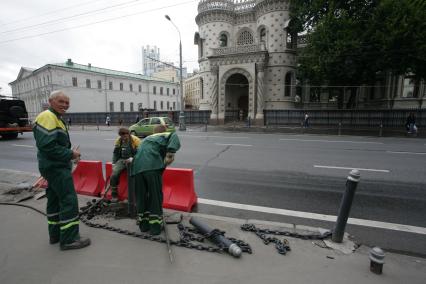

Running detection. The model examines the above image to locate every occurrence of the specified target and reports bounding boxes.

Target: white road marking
[181,135,249,139]
[12,144,34,148]
[280,138,383,144]
[314,165,390,173]
[215,143,252,147]
[197,198,426,235]
[387,151,426,155]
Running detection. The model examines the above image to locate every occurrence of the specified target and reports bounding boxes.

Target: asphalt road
[1,128,425,256]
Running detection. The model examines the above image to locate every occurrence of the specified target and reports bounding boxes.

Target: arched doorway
[225,73,249,122]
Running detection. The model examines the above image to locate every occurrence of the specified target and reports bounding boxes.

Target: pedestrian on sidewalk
[130,124,181,235]
[33,90,91,250]
[110,127,141,202]
[105,115,111,127]
[405,112,417,134]
[67,117,72,129]
[303,112,310,128]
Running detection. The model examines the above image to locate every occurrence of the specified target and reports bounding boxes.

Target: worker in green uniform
[130,125,181,235]
[110,127,141,202]
[33,90,91,251]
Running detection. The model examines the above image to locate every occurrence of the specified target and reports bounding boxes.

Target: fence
[264,109,425,128]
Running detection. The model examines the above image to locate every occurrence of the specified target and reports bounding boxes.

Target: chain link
[241,223,332,255]
[79,200,252,255]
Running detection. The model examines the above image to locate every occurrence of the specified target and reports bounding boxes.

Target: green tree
[291,0,426,108]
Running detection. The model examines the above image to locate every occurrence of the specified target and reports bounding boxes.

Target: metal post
[338,122,342,136]
[165,15,186,131]
[379,123,383,137]
[332,169,361,243]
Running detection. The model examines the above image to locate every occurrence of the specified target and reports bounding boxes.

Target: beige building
[184,73,202,109]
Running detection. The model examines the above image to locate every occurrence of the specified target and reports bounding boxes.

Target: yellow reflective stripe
[48,220,59,225]
[149,219,163,225]
[60,220,79,230]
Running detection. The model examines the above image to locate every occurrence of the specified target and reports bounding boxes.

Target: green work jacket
[33,108,73,170]
[130,131,180,176]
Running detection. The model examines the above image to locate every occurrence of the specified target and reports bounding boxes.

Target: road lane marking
[313,165,390,173]
[387,151,426,155]
[198,198,426,235]
[181,135,249,139]
[12,144,34,148]
[215,143,252,147]
[280,138,383,144]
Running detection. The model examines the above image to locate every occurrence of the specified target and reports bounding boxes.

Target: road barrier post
[332,169,360,243]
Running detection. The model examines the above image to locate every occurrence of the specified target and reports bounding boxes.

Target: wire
[0,0,149,35]
[0,202,46,216]
[0,0,197,45]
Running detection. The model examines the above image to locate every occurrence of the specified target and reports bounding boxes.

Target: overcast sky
[0,0,200,95]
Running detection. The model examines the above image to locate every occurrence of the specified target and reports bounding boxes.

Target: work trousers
[40,167,80,245]
[110,160,127,196]
[134,170,163,234]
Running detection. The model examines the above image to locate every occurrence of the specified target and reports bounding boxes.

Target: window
[219,33,228,47]
[200,78,204,99]
[173,102,176,110]
[97,80,102,89]
[138,85,142,92]
[167,101,170,110]
[109,102,114,112]
[285,72,292,97]
[173,88,176,95]
[120,102,124,112]
[120,83,123,91]
[153,86,157,94]
[138,103,142,110]
[47,75,50,84]
[160,87,163,95]
[151,117,161,125]
[129,84,133,92]
[167,88,169,95]
[130,102,134,111]
[153,100,157,110]
[402,76,419,98]
[72,77,77,87]
[160,101,163,110]
[260,28,266,43]
[86,79,91,88]
[237,30,254,45]
[109,82,113,90]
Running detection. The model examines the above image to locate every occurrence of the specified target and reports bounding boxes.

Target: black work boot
[60,237,91,251]
[49,237,60,244]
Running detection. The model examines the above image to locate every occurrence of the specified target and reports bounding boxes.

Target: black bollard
[332,169,361,243]
[189,217,242,257]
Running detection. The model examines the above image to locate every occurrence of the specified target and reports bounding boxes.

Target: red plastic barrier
[72,160,105,197]
[103,162,128,201]
[162,167,197,212]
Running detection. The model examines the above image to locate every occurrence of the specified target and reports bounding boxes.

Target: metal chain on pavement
[241,223,332,255]
[79,199,252,255]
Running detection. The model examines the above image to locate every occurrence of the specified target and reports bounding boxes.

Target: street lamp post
[165,15,186,131]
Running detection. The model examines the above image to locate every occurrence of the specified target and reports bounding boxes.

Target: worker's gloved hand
[125,157,133,164]
[164,153,175,166]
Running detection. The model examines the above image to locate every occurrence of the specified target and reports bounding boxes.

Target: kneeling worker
[130,125,181,235]
[110,127,141,202]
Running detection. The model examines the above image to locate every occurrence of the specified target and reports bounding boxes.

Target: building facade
[142,45,161,77]
[184,72,202,109]
[195,0,297,124]
[9,59,180,119]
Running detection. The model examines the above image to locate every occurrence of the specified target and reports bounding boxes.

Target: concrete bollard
[369,247,385,274]
[338,123,342,136]
[332,169,360,243]
[379,124,383,137]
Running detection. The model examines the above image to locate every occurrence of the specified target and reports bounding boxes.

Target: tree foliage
[291,0,426,90]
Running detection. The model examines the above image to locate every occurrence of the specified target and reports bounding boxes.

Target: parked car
[129,117,175,137]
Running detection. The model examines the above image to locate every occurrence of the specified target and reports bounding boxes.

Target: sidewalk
[1,169,425,284]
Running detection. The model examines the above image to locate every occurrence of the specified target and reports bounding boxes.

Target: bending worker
[130,125,181,235]
[110,127,141,202]
[33,90,91,251]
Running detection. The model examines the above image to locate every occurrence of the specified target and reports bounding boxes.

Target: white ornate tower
[195,0,297,125]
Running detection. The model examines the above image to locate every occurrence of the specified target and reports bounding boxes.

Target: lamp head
[165,15,171,21]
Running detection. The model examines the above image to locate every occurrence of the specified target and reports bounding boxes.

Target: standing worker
[130,125,181,235]
[110,127,141,202]
[33,90,91,251]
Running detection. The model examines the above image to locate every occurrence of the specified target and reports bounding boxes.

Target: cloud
[0,0,199,94]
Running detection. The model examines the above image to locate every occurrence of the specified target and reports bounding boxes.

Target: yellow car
[129,117,175,137]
